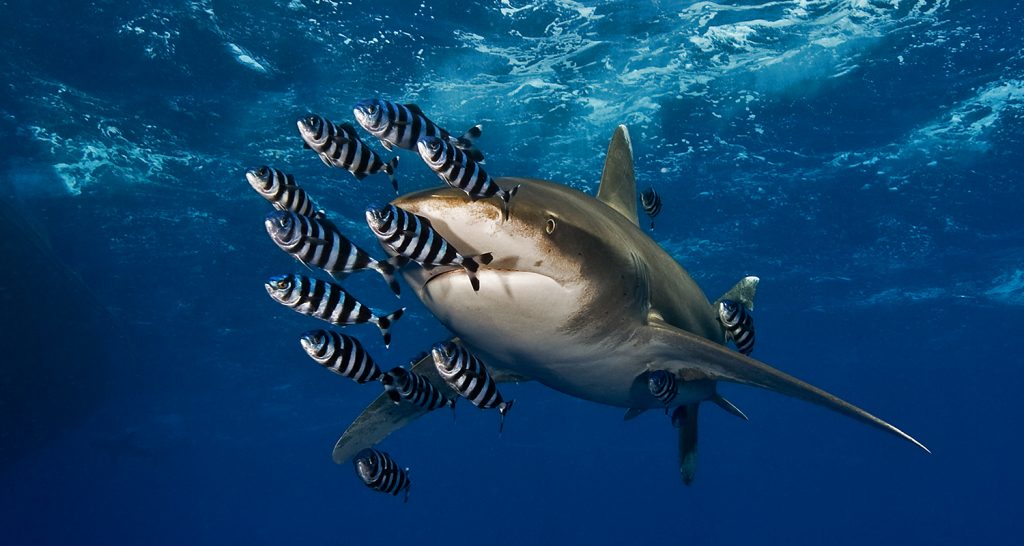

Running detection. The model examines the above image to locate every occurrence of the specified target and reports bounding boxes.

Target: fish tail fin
[455,124,485,163]
[500,184,520,221]
[461,253,493,292]
[497,399,514,434]
[372,259,402,297]
[375,307,405,348]
[449,396,457,420]
[384,156,400,194]
[403,480,410,503]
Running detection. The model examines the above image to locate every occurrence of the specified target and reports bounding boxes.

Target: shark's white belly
[413,268,712,408]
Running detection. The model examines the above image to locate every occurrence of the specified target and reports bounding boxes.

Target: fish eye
[307,116,317,125]
[367,105,377,115]
[429,140,440,151]
[258,166,268,176]
[545,218,556,234]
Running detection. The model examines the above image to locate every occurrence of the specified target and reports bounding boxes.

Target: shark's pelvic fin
[712,392,749,421]
[596,125,640,227]
[623,407,647,421]
[647,318,930,453]
[672,403,699,486]
[332,338,530,464]
[715,276,760,312]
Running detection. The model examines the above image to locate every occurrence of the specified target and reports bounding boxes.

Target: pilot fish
[431,341,514,432]
[264,210,404,296]
[264,274,404,348]
[381,366,456,412]
[299,329,383,383]
[416,136,519,220]
[353,448,411,502]
[648,370,678,406]
[246,166,322,218]
[717,299,755,355]
[296,115,399,193]
[640,186,661,229]
[352,98,484,162]
[365,203,493,292]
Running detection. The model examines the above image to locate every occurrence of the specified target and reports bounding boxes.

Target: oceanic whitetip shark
[333,125,929,484]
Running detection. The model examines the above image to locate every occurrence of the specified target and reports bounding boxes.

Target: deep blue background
[2,1,1022,544]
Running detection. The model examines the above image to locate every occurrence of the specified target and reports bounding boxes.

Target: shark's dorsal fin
[715,276,760,311]
[596,125,640,227]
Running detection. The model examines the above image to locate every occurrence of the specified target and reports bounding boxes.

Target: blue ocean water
[2,0,1023,544]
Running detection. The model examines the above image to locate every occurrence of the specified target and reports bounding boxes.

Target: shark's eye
[545,218,556,235]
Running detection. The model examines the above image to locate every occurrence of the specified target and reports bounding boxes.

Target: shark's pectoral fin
[332,354,439,464]
[332,338,530,464]
[672,403,699,486]
[646,319,930,453]
[596,125,640,227]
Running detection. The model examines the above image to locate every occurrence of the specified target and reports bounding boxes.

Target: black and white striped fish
[431,341,513,432]
[264,210,404,296]
[365,204,493,292]
[296,115,399,193]
[380,366,456,412]
[640,186,661,229]
[353,98,484,162]
[264,274,404,348]
[299,329,383,383]
[245,166,322,218]
[416,136,519,220]
[648,370,677,406]
[353,448,411,502]
[718,299,755,355]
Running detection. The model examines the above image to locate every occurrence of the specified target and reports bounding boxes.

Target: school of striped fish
[247,98,757,501]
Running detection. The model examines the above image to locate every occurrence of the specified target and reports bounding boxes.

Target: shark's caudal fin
[647,318,930,453]
[332,338,530,464]
[596,125,640,227]
[715,276,759,312]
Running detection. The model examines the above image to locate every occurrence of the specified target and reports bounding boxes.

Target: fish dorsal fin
[715,276,759,311]
[404,103,425,117]
[596,125,640,227]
